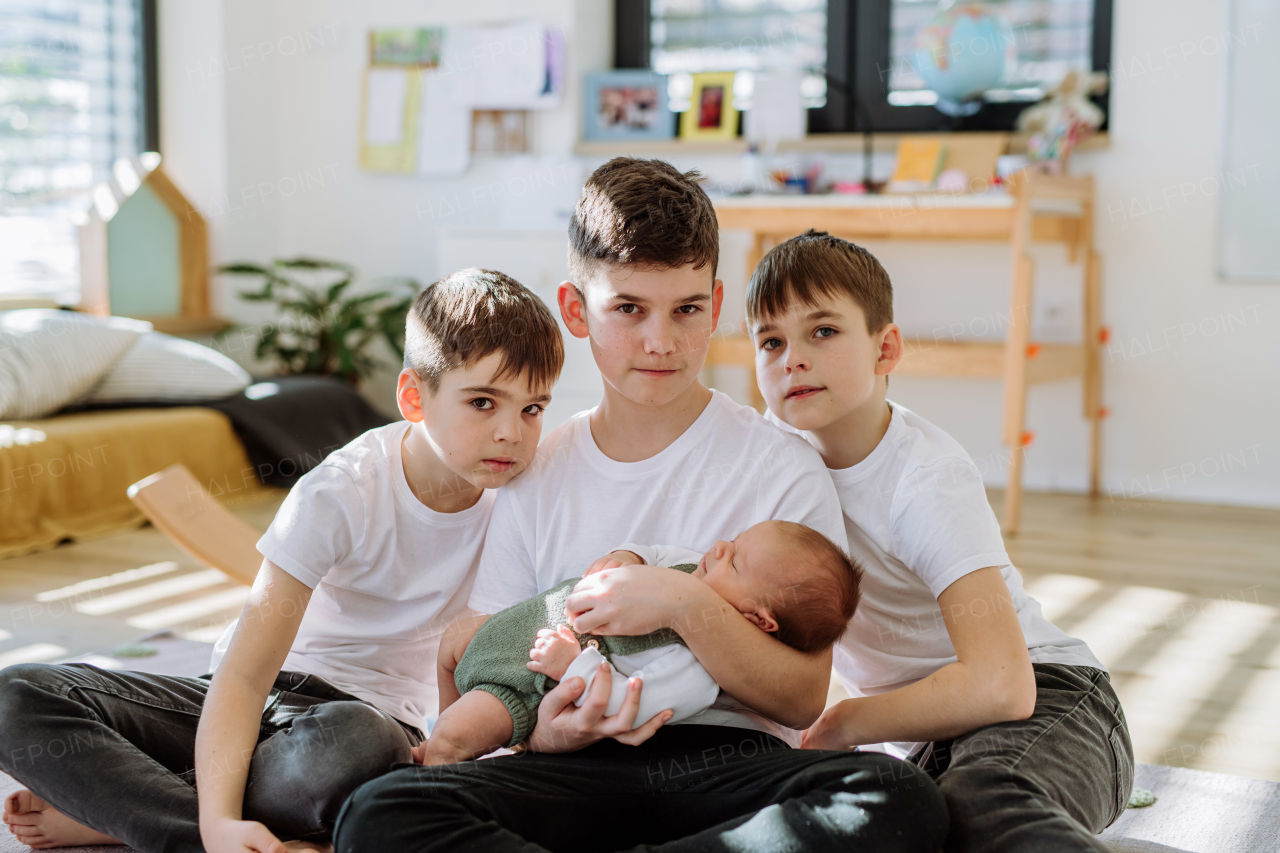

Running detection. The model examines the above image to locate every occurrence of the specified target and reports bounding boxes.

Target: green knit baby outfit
[454,564,698,747]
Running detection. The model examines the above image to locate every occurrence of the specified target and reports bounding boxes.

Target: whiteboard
[1218,0,1280,281]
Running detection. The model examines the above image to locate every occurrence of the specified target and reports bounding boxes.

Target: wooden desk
[708,172,1103,535]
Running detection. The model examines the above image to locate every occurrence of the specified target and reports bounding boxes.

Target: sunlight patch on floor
[0,643,68,667]
[1065,586,1191,667]
[1213,635,1280,779]
[36,561,181,602]
[126,587,251,630]
[74,569,232,616]
[1022,574,1104,624]
[1118,600,1274,767]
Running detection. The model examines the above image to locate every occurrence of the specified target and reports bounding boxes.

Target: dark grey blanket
[205,376,391,487]
[74,375,391,487]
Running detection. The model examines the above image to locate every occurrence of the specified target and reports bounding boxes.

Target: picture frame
[680,72,738,142]
[370,28,443,67]
[581,70,673,141]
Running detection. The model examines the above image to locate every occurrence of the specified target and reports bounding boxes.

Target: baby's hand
[584,550,644,577]
[527,624,582,681]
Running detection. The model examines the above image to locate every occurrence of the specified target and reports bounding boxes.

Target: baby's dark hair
[763,522,862,654]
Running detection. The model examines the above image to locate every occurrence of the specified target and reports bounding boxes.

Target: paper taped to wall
[417,69,471,176]
[365,68,409,145]
[439,23,549,109]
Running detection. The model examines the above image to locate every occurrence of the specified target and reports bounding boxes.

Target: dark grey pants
[914,663,1134,853]
[334,724,949,853]
[0,663,423,853]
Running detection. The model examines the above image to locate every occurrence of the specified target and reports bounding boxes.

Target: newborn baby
[421,520,861,766]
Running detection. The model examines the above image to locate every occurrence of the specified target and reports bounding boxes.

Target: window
[615,0,1113,134]
[648,0,828,110]
[0,0,156,303]
[887,0,1096,107]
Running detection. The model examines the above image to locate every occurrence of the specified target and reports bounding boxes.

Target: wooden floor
[2,488,1278,780]
[0,493,285,666]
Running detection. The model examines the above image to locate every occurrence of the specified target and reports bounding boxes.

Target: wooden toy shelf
[708,172,1103,535]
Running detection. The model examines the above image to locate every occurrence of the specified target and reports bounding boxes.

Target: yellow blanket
[1,408,275,560]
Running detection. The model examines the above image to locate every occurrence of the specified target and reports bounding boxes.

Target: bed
[0,407,275,560]
[0,309,392,560]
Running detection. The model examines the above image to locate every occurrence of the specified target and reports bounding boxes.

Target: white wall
[161,0,1279,508]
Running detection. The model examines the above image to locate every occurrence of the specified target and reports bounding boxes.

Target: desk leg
[746,232,769,286]
[742,232,769,412]
[1002,252,1035,536]
[1084,249,1103,496]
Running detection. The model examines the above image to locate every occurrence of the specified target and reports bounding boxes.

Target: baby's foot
[528,623,584,681]
[2,789,122,849]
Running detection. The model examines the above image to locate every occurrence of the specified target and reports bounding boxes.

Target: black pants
[0,663,423,853]
[916,663,1134,853]
[333,724,948,853]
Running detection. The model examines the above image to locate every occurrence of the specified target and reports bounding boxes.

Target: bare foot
[282,841,333,853]
[2,789,122,849]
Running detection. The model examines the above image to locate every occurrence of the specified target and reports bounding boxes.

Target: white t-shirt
[769,401,1102,712]
[468,390,848,746]
[210,422,493,732]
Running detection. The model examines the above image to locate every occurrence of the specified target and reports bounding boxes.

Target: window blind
[0,0,144,303]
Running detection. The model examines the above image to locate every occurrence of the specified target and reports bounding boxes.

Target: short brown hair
[567,157,719,284]
[404,268,564,393]
[766,522,862,654]
[747,229,894,333]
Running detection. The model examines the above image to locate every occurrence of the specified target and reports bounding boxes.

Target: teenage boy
[745,229,1134,852]
[333,159,948,853]
[0,269,563,853]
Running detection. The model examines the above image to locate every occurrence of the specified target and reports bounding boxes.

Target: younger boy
[747,229,1134,853]
[424,520,860,764]
[0,269,563,853]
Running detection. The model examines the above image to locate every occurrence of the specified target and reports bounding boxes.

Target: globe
[912,4,1015,116]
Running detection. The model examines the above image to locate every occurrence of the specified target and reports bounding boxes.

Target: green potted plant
[218,258,418,385]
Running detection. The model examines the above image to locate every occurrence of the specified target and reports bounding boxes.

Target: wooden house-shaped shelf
[78,154,226,334]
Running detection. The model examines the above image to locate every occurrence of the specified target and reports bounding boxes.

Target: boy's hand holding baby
[583,550,644,575]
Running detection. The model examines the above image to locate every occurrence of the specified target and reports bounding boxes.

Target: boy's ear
[557,281,590,339]
[711,278,725,330]
[874,323,904,376]
[396,368,428,423]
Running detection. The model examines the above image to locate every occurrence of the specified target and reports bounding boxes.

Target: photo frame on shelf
[581,70,673,141]
[680,72,737,142]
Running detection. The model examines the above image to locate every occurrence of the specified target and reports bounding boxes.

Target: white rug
[1101,763,1280,852]
[2,637,1277,852]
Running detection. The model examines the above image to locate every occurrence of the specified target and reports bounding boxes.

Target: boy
[334,159,948,853]
[425,520,860,764]
[0,269,563,853]
[746,229,1134,852]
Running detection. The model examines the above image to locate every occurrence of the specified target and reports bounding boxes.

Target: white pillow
[0,310,151,419]
[86,332,252,403]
